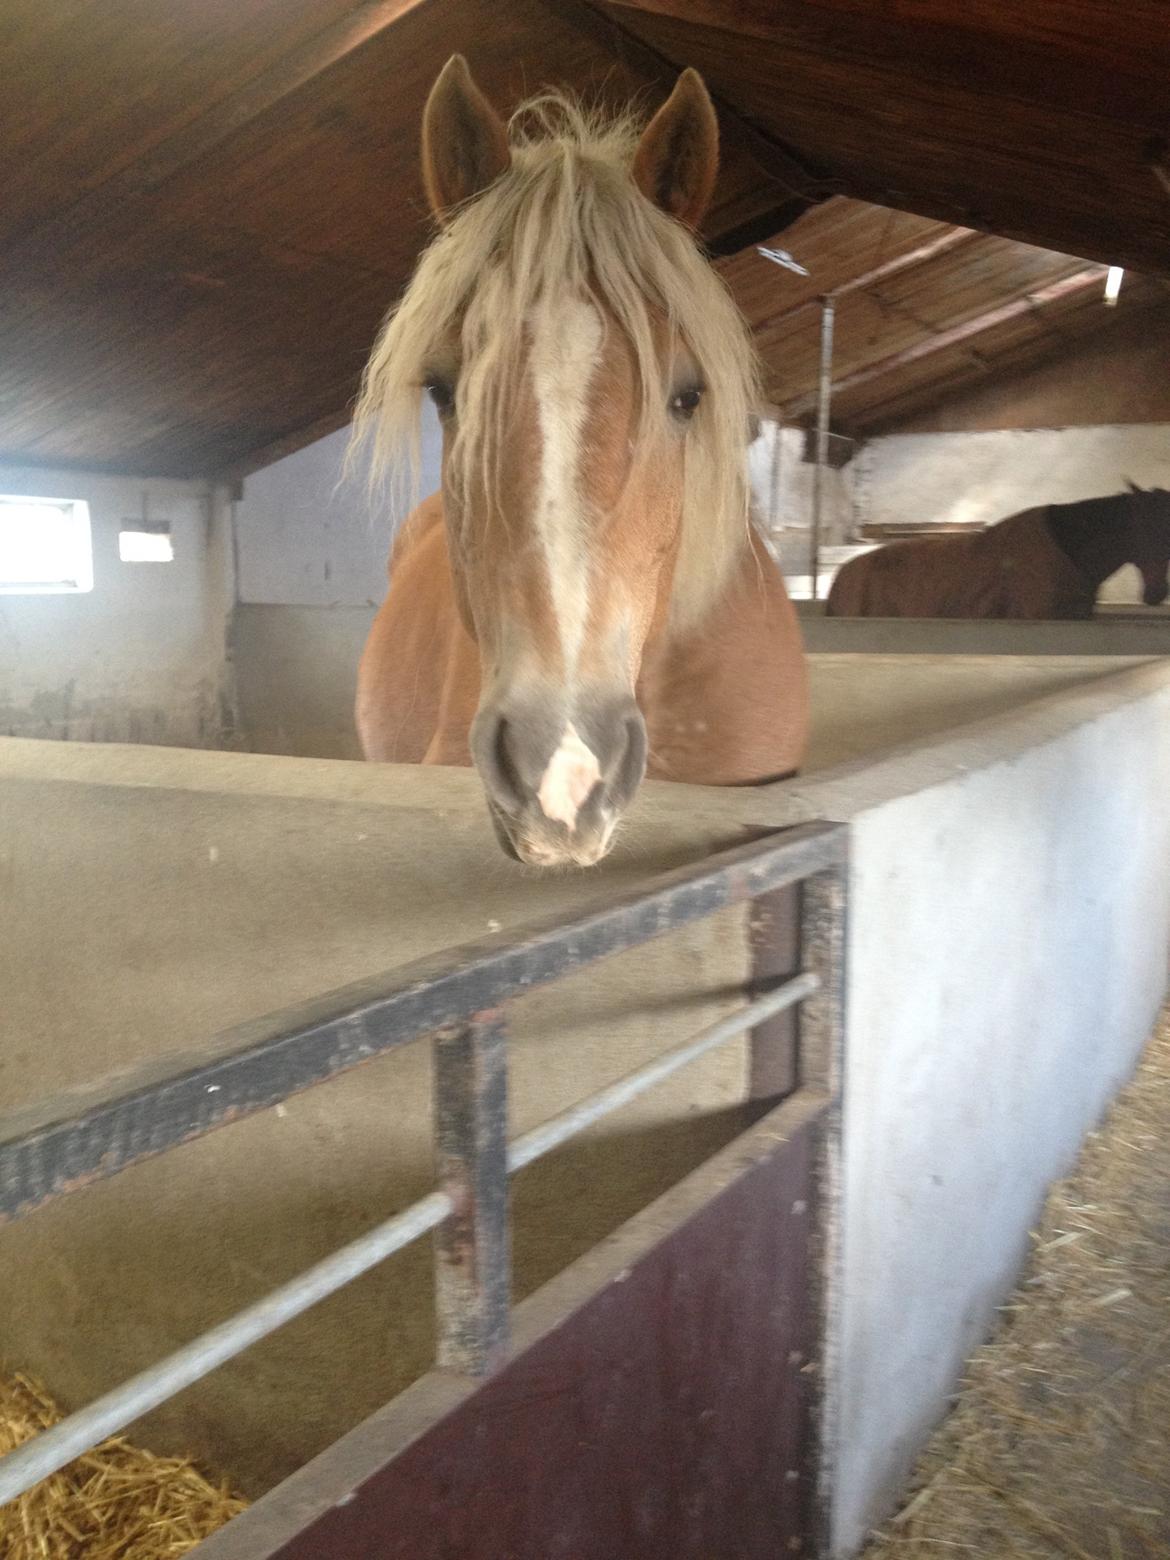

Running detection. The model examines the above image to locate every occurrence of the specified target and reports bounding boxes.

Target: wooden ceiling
[3,0,1169,478]
[724,199,1170,437]
[597,0,1170,277]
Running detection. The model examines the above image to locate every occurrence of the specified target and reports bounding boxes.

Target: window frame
[0,493,95,595]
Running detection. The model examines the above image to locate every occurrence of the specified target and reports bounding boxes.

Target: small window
[0,495,93,594]
[119,521,174,563]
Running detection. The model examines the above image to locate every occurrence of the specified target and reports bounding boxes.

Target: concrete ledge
[799,604,1170,656]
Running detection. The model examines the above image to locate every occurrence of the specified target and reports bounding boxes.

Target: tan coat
[357,497,810,785]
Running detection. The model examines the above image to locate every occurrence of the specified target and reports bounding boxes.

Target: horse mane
[349,89,761,632]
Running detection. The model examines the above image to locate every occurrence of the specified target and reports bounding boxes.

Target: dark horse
[826,483,1170,619]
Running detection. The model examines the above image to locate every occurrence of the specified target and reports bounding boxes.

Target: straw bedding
[0,1372,246,1559]
[864,1004,1170,1558]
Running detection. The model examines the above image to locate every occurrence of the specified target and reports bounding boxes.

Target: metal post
[747,887,802,1101]
[810,297,836,602]
[797,860,848,1558]
[433,1013,511,1375]
[768,414,784,540]
[797,864,847,1097]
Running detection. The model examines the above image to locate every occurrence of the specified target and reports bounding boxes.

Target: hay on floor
[864,1006,1170,1559]
[0,1371,246,1559]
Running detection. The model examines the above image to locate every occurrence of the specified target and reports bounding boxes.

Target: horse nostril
[493,718,526,808]
[471,711,527,815]
[610,711,648,807]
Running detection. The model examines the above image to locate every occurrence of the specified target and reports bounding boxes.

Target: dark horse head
[1123,481,1170,606]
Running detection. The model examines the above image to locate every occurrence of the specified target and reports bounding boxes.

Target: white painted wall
[235,409,443,607]
[749,420,857,594]
[793,665,1170,1554]
[0,464,234,745]
[855,425,1170,604]
[230,410,441,756]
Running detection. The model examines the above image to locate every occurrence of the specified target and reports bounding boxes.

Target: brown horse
[825,484,1170,620]
[353,58,807,867]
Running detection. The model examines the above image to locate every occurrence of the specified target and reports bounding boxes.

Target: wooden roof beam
[775,266,1108,418]
[748,224,978,337]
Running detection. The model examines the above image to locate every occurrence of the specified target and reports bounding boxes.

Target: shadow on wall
[232,601,374,758]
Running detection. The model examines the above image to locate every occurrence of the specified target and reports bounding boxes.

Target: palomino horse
[353,58,807,867]
[825,484,1170,620]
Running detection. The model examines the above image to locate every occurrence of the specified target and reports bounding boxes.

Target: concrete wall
[800,606,1170,656]
[0,464,234,745]
[230,410,442,757]
[749,420,857,593]
[234,602,372,758]
[784,664,1170,1553]
[234,409,442,607]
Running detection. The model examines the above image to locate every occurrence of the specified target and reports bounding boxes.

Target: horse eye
[671,386,704,420]
[425,379,455,416]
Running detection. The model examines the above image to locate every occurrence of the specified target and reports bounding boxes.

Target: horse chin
[486,799,617,869]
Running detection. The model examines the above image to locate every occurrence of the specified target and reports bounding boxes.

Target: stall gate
[0,821,847,1559]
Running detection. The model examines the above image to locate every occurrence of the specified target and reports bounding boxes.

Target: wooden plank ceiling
[2,0,1168,478]
[723,200,1169,437]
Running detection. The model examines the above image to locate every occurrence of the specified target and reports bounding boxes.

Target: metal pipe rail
[0,820,847,1510]
[0,973,820,1505]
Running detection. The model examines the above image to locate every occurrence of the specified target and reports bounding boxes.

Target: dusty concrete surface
[801,611,1170,658]
[862,1005,1170,1560]
[0,745,788,1495]
[800,655,1157,771]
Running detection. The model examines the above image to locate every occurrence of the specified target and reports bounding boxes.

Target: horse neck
[1045,494,1133,588]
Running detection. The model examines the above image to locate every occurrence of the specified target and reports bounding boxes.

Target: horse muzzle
[470,692,648,867]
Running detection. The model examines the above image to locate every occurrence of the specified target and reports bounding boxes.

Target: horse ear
[632,69,719,230]
[1125,477,1146,494]
[422,55,511,222]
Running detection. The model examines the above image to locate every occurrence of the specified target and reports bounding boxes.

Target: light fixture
[757,245,810,277]
[1104,265,1124,305]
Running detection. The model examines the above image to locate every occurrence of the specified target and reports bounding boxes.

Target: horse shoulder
[984,508,1080,618]
[825,550,867,615]
[826,542,904,615]
[388,493,445,575]
[640,532,808,783]
[356,493,472,763]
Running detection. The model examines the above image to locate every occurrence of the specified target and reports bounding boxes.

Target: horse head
[1124,480,1170,606]
[354,59,758,865]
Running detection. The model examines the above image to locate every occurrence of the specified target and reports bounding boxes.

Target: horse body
[826,508,1093,619]
[353,58,808,866]
[826,489,1170,620]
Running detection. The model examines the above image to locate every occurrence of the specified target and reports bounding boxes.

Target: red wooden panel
[193,1099,827,1560]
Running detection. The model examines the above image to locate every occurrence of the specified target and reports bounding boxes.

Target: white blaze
[528,297,602,671]
[537,722,602,831]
